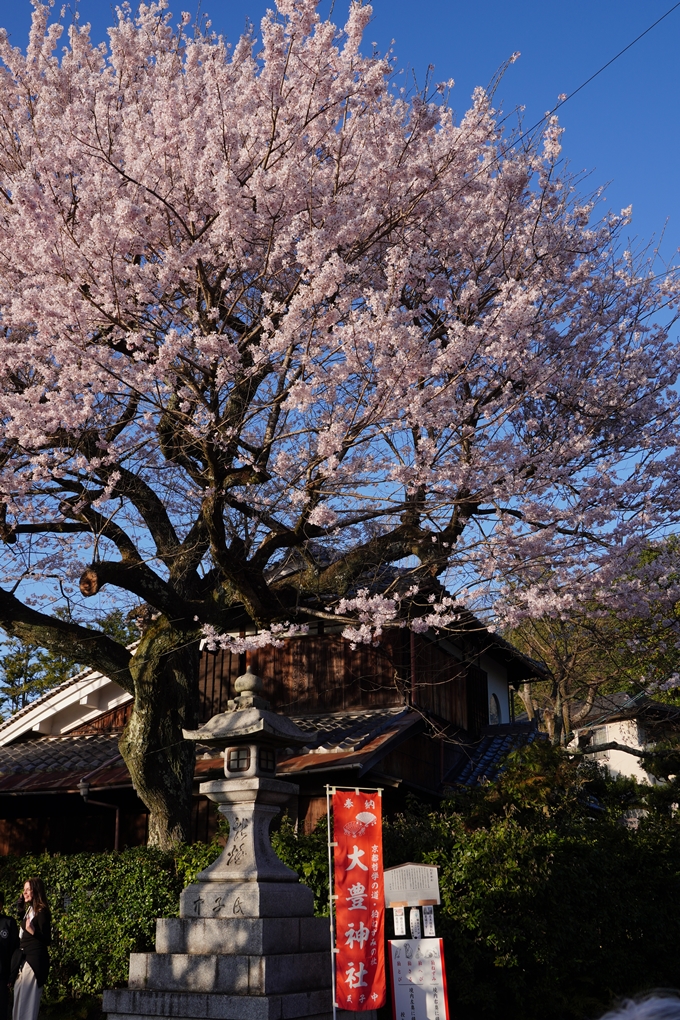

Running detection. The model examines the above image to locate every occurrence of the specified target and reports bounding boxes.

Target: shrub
[271,814,331,916]
[393,808,680,1020]
[0,842,221,1001]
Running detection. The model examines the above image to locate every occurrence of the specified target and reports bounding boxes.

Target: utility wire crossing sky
[1,0,679,258]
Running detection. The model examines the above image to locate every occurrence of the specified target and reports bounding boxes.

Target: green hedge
[0,842,222,1001]
[384,805,680,1020]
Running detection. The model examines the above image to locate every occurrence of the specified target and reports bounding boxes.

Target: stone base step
[180,883,314,921]
[128,949,330,995]
[103,988,377,1020]
[156,916,330,956]
[108,1015,332,1020]
[107,1012,375,1020]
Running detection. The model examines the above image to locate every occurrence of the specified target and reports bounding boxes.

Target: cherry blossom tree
[508,539,680,744]
[0,0,679,845]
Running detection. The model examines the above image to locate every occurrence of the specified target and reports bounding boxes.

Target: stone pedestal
[104,775,376,1020]
[192,777,299,884]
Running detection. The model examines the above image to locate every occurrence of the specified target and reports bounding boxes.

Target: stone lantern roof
[182,671,307,750]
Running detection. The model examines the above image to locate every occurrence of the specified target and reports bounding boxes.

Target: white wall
[579,719,656,784]
[480,655,510,724]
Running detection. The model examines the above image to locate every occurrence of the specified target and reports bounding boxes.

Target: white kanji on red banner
[333,791,386,1011]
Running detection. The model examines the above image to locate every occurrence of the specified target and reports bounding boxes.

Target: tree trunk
[518,682,535,721]
[553,681,565,746]
[119,616,201,848]
[561,681,573,745]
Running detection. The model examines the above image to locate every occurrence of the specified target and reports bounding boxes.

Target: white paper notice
[422,905,435,937]
[409,908,421,940]
[384,864,441,907]
[393,906,406,936]
[389,938,449,1020]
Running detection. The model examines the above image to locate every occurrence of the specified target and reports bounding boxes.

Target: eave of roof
[0,763,131,796]
[573,693,680,730]
[0,665,102,733]
[0,644,138,746]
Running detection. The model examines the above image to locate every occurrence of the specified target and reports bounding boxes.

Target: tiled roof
[445,723,539,787]
[0,708,419,793]
[290,707,409,753]
[278,709,421,777]
[0,732,128,794]
[0,731,221,794]
[0,732,122,775]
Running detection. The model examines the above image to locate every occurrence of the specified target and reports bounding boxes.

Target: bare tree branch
[0,587,134,693]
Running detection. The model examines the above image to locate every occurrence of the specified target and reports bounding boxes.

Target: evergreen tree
[0,608,140,718]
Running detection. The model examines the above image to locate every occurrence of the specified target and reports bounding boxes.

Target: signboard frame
[384,863,441,908]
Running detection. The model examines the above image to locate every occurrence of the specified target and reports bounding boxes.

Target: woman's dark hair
[24,878,49,914]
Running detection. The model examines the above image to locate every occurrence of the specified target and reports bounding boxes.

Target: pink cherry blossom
[0,0,676,643]
[0,0,678,842]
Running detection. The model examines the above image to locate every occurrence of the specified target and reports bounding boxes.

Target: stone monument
[103,671,376,1020]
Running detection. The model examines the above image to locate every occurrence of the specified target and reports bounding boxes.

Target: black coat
[10,909,51,988]
[0,915,19,979]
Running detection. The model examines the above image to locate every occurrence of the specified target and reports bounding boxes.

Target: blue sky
[0,0,678,259]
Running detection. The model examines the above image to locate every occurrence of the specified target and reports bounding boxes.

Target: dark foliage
[3,744,680,1019]
[0,842,220,1007]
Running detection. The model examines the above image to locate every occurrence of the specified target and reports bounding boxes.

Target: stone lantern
[102,670,354,1020]
[180,669,309,885]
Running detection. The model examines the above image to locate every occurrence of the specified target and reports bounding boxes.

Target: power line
[515,1,680,148]
[447,1,680,206]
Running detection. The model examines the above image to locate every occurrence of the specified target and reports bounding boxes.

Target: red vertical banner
[333,789,386,1011]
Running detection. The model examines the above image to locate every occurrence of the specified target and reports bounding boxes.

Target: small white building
[569,693,680,784]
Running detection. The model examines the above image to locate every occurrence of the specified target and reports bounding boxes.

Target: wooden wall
[200,630,408,718]
[408,637,468,728]
[0,791,149,855]
[76,630,488,734]
[379,728,465,791]
[465,664,490,737]
[200,630,490,733]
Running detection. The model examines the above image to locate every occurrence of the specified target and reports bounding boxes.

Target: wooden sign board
[389,938,450,1020]
[384,863,440,908]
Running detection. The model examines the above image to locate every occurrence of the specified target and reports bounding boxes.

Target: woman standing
[11,879,50,1020]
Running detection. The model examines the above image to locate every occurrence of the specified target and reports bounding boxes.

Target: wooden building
[0,621,541,853]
